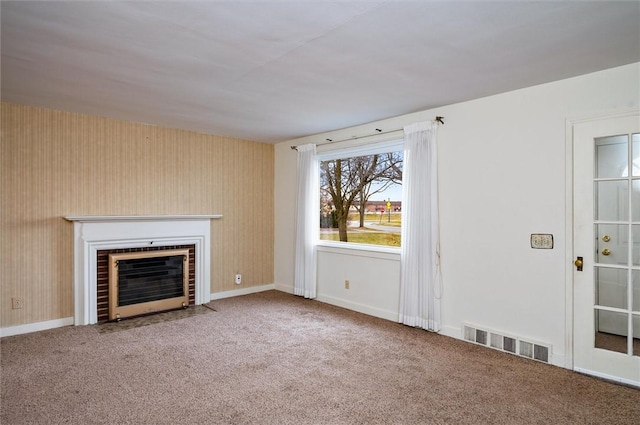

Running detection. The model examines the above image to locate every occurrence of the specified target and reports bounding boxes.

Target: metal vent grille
[476,329,488,345]
[490,333,503,350]
[504,337,517,354]
[464,325,476,342]
[461,323,551,363]
[534,344,550,362]
[519,341,534,358]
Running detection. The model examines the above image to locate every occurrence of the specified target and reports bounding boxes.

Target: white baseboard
[274,286,398,322]
[549,353,567,369]
[1,317,74,338]
[439,325,461,340]
[274,282,294,294]
[210,283,276,300]
[315,294,398,322]
[574,367,639,388]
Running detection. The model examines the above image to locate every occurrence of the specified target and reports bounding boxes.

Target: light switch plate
[531,234,553,249]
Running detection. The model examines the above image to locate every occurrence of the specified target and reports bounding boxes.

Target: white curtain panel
[399,121,442,331]
[294,144,319,299]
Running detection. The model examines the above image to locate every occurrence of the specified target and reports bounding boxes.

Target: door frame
[564,107,640,384]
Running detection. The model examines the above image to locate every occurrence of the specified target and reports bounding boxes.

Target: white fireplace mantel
[65,214,222,222]
[65,215,222,325]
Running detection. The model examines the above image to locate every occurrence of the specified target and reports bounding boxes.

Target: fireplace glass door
[108,249,189,320]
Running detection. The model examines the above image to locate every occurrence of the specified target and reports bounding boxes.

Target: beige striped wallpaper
[1,102,274,327]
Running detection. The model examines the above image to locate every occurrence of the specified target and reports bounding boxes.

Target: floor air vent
[462,323,551,363]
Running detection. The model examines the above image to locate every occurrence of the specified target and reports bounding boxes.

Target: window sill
[316,240,401,260]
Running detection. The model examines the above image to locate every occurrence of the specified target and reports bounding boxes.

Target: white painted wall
[315,245,400,321]
[274,63,640,368]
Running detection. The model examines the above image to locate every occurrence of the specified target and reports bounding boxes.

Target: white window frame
[316,135,404,254]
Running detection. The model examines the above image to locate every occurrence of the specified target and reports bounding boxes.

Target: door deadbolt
[574,256,583,271]
[602,235,611,242]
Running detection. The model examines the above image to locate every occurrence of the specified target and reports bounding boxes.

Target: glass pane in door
[633,180,640,221]
[632,133,640,177]
[595,135,627,178]
[595,224,627,265]
[594,310,628,354]
[634,312,640,356]
[595,267,627,309]
[634,225,640,267]
[595,181,628,221]
[633,270,640,312]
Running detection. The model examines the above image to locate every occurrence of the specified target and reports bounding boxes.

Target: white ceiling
[1,1,639,143]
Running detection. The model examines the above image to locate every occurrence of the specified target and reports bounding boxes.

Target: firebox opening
[108,249,189,321]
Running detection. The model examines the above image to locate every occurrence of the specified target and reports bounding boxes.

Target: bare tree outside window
[320,151,403,247]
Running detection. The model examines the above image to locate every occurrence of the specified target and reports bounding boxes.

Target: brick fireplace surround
[65,215,221,325]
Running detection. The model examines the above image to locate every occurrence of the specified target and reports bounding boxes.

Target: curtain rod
[290,116,444,150]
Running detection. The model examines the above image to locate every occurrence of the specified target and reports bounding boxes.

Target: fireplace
[65,215,221,325]
[105,247,194,321]
[97,244,196,321]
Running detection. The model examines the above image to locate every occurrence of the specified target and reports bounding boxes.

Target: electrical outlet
[344,280,350,289]
[235,274,242,285]
[12,297,24,309]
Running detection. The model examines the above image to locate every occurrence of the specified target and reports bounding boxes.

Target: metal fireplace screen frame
[108,249,189,321]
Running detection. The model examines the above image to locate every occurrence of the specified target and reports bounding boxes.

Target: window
[319,143,403,248]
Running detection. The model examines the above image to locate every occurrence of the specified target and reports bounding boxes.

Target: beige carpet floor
[96,304,215,334]
[1,290,639,424]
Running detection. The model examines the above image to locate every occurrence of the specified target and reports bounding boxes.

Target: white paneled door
[573,112,640,386]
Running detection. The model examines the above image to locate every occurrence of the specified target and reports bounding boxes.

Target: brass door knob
[602,248,611,256]
[574,258,583,268]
